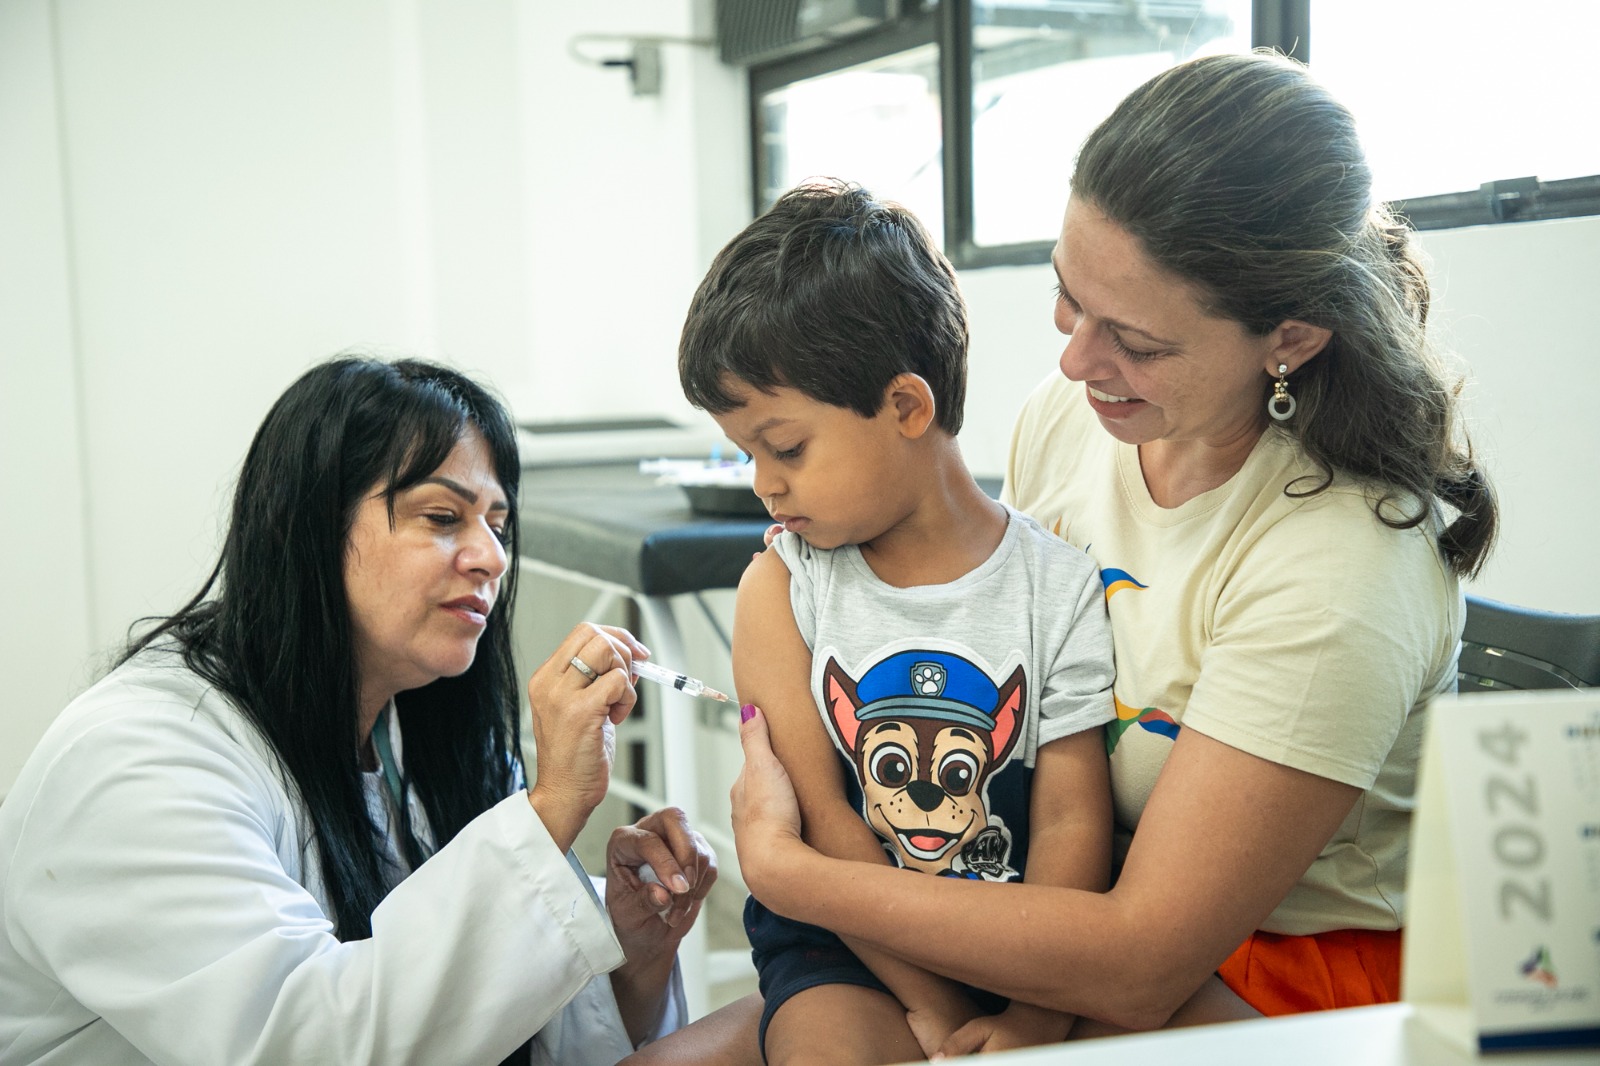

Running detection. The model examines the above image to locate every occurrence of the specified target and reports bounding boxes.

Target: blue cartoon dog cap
[854,650,1001,731]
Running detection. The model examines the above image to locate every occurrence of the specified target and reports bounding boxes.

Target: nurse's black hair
[123,356,523,941]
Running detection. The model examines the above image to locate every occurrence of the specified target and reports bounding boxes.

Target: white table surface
[942,1004,1595,1065]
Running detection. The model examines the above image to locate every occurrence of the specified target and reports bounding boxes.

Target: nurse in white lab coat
[0,357,715,1065]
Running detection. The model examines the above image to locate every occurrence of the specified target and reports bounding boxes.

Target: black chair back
[1458,594,1600,691]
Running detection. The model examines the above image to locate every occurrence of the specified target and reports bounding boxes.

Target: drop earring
[1268,363,1296,421]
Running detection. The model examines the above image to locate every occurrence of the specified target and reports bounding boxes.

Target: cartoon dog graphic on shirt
[821,649,1023,879]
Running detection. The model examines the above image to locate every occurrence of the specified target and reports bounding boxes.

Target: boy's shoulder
[997,506,1104,605]
[768,529,854,599]
[1003,504,1096,568]
[770,528,825,571]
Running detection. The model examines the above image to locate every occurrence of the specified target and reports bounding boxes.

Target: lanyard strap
[375,706,599,906]
[371,707,405,812]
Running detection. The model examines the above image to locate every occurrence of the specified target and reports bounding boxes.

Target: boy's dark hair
[679,179,969,433]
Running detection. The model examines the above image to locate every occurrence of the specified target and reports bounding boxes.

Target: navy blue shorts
[745,895,1008,1059]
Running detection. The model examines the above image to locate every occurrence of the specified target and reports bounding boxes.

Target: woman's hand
[905,998,984,1061]
[931,1003,1074,1059]
[605,807,717,944]
[728,706,805,902]
[525,623,649,851]
[605,807,717,1046]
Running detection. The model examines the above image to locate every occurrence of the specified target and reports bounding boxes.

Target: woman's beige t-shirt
[1004,373,1462,934]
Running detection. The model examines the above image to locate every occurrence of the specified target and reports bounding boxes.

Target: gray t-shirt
[774,505,1115,882]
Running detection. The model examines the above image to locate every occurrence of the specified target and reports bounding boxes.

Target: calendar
[1404,688,1600,1052]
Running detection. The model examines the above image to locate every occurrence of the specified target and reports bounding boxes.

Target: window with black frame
[1311,0,1600,228]
[962,0,1251,256]
[733,0,1599,268]
[749,9,946,242]
[758,38,946,244]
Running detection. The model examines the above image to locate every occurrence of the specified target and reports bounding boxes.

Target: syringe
[632,659,733,703]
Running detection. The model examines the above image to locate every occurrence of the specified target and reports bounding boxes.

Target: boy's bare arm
[928,728,1110,1056]
[989,729,1114,1045]
[734,549,980,1033]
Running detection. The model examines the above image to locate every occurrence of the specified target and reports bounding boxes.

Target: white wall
[1419,216,1600,613]
[0,0,93,793]
[516,3,747,424]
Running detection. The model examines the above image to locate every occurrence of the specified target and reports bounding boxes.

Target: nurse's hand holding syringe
[631,659,732,703]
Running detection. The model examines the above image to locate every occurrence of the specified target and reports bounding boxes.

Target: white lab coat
[0,648,682,1065]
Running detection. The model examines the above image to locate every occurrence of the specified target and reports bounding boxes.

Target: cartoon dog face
[822,655,1023,876]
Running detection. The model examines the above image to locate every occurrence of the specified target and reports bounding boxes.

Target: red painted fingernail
[740,704,756,723]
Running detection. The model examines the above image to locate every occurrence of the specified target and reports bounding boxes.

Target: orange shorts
[1218,928,1403,1017]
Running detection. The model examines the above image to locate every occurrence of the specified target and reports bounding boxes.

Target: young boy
[678,181,1117,1063]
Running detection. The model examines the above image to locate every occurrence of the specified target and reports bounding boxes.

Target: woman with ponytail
[0,357,714,1065]
[708,51,1493,1059]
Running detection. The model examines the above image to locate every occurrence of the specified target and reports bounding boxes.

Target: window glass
[758,43,944,243]
[1313,0,1600,202]
[971,0,1252,247]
